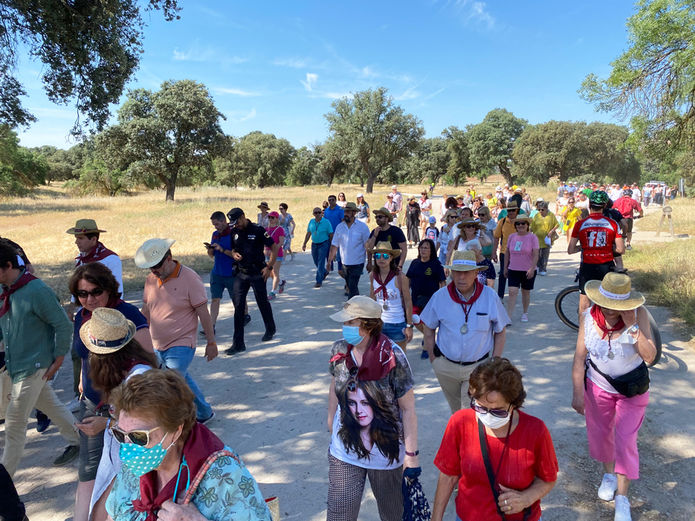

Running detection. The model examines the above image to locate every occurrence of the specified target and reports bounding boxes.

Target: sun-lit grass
[625,237,695,331]
[633,198,695,236]
[0,178,553,301]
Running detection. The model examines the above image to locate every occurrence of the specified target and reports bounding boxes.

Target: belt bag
[589,359,649,397]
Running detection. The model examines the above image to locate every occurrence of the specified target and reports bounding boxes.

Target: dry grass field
[2,178,555,301]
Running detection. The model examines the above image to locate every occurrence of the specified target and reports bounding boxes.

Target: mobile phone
[203,242,212,248]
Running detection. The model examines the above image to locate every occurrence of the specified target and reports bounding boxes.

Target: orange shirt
[143,263,208,350]
[493,217,518,254]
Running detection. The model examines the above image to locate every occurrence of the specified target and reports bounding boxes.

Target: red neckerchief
[373,270,397,301]
[212,225,232,239]
[447,280,484,325]
[590,304,625,339]
[131,423,225,520]
[75,242,117,267]
[79,296,123,323]
[0,270,38,317]
[329,334,396,381]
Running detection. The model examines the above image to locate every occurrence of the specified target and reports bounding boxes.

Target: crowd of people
[0,178,666,521]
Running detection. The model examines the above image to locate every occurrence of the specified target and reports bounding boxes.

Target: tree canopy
[0,125,47,195]
[96,80,225,201]
[580,0,695,147]
[325,87,424,193]
[0,0,180,132]
[466,108,527,184]
[224,131,295,189]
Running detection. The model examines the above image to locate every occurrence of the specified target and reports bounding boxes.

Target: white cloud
[273,57,310,68]
[395,86,420,101]
[301,73,319,92]
[442,0,495,29]
[239,108,257,122]
[213,87,261,97]
[172,45,247,64]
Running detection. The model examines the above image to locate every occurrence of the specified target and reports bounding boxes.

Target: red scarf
[447,280,483,306]
[75,242,117,267]
[0,269,38,317]
[131,423,225,520]
[590,304,625,339]
[212,225,232,239]
[373,270,397,300]
[329,333,396,381]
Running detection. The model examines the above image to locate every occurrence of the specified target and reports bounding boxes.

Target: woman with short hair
[106,369,272,520]
[503,216,539,323]
[432,357,558,521]
[571,273,657,521]
[326,296,419,521]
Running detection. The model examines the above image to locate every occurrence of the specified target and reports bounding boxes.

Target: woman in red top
[432,358,558,521]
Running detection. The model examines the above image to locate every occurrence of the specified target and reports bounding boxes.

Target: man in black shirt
[225,208,278,354]
[365,207,407,272]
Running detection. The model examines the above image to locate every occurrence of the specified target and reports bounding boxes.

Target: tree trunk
[498,163,513,185]
[363,161,376,193]
[165,169,177,201]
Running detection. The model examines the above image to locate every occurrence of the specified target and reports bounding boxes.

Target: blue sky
[14,0,637,149]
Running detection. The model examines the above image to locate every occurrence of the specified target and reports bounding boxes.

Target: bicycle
[554,270,662,366]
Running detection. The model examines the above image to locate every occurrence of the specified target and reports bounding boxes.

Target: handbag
[183,449,280,521]
[478,419,532,521]
[402,467,431,521]
[588,359,649,397]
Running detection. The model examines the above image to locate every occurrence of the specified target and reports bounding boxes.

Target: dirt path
[7,213,695,521]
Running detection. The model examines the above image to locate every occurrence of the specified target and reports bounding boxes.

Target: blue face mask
[342,325,364,345]
[119,434,175,477]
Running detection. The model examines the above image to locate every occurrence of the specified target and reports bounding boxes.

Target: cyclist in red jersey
[567,191,625,312]
[612,189,643,250]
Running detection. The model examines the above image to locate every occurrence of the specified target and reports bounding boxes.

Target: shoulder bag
[587,359,649,398]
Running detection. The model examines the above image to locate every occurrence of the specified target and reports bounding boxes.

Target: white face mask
[476,410,512,430]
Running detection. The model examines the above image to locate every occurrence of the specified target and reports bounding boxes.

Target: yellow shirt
[532,213,558,249]
[493,217,518,254]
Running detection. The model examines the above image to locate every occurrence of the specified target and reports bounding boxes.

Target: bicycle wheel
[645,308,662,367]
[555,286,581,331]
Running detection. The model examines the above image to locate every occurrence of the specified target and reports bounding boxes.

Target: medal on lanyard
[460,323,468,334]
[459,302,472,335]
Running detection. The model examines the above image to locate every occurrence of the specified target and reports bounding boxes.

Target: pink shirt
[506,233,539,271]
[143,263,208,350]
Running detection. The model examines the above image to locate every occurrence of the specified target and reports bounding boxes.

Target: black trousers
[497,252,507,299]
[232,272,275,346]
[0,464,26,521]
[344,263,364,298]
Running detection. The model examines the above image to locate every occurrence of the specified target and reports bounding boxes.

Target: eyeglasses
[75,288,105,299]
[150,257,167,270]
[111,423,162,446]
[464,224,477,229]
[375,215,388,219]
[470,397,510,418]
[374,253,390,259]
[313,211,322,215]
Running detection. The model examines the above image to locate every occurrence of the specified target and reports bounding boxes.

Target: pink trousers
[584,379,649,480]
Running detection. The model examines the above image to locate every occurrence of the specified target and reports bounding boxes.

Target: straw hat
[372,207,393,218]
[368,241,401,258]
[329,295,383,322]
[444,250,486,272]
[506,201,520,211]
[584,273,645,311]
[134,238,176,268]
[344,202,358,211]
[66,219,106,235]
[456,218,484,230]
[257,201,270,210]
[79,307,136,354]
[513,215,532,225]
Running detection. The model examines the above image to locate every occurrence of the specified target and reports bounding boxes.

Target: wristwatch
[405,324,414,329]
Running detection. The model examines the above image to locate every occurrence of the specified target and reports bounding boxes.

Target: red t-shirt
[434,409,558,521]
[612,196,643,219]
[571,213,621,264]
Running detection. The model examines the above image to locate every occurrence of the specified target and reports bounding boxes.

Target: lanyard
[173,455,190,503]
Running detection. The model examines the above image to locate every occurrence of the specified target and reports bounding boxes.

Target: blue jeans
[311,240,330,284]
[158,346,213,421]
[344,263,364,298]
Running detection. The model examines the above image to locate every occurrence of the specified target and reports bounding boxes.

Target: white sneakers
[614,494,632,521]
[598,473,618,501]
[520,313,529,323]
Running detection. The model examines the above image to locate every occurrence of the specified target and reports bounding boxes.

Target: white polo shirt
[331,220,370,266]
[420,284,509,362]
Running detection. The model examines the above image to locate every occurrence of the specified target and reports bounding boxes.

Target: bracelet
[405,450,419,457]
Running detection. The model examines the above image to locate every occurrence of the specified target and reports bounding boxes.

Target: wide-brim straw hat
[79,307,136,355]
[457,218,485,230]
[513,216,532,225]
[373,207,393,218]
[134,238,176,268]
[368,241,401,258]
[444,250,487,272]
[584,273,645,311]
[329,295,383,322]
[66,218,106,235]
[506,201,520,211]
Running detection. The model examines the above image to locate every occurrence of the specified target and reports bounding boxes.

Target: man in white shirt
[420,250,510,413]
[327,203,370,298]
[390,185,403,225]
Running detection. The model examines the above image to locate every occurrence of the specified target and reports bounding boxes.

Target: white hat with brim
[79,307,136,355]
[584,273,645,311]
[444,250,487,272]
[330,295,383,322]
[134,238,176,268]
[368,241,401,258]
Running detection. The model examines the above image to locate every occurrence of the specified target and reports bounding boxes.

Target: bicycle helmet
[589,190,609,206]
[623,189,633,197]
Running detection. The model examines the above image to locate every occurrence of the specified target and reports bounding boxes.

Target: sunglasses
[111,423,162,446]
[75,288,105,299]
[374,253,390,259]
[464,224,477,229]
[470,397,510,418]
[150,257,167,270]
[347,374,358,392]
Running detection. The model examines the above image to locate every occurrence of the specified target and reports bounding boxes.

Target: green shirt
[0,278,72,382]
